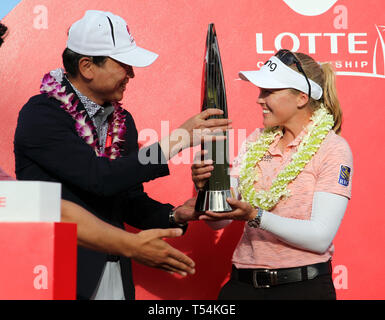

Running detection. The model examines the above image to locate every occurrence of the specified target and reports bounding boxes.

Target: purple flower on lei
[40,71,126,159]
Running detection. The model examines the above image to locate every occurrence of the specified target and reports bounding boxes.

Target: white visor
[239,56,323,100]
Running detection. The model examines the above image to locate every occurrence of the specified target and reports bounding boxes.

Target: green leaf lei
[238,107,334,210]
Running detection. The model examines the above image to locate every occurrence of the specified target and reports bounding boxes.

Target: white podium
[0,181,77,299]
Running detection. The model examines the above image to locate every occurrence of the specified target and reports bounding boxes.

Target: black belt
[232,260,332,288]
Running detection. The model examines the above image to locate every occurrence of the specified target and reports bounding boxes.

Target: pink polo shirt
[231,127,353,269]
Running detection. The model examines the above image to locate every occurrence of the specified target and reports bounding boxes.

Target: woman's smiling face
[257,87,306,129]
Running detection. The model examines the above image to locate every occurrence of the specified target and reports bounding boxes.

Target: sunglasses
[275,49,311,99]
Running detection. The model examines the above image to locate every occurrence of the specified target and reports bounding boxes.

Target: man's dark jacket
[14,78,176,299]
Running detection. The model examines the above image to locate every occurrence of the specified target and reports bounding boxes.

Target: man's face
[89,57,135,104]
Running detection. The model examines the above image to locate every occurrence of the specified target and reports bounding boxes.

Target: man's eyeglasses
[275,49,312,99]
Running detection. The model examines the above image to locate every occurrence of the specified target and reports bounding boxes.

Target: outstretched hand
[132,228,195,277]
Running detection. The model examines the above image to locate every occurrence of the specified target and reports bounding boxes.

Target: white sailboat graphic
[337,25,385,79]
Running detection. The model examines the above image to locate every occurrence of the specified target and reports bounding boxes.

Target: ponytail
[320,63,342,134]
[292,52,343,135]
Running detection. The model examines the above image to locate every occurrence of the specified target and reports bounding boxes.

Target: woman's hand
[200,198,257,222]
[191,150,214,189]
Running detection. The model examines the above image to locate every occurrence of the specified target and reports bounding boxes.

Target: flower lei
[40,71,126,160]
[238,107,334,210]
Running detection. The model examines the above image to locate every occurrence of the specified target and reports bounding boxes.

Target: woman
[192,49,353,300]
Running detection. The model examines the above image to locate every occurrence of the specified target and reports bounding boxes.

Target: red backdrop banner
[0,0,384,299]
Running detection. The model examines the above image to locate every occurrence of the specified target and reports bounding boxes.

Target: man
[0,22,199,280]
[0,16,204,299]
[0,22,13,181]
[14,11,230,299]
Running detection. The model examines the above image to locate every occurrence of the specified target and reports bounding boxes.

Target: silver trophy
[195,23,232,212]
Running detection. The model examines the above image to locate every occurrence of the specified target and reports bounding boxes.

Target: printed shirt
[67,79,115,152]
[230,127,353,269]
[67,79,123,299]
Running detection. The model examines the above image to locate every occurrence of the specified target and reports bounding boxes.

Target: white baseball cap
[239,56,323,100]
[67,10,158,67]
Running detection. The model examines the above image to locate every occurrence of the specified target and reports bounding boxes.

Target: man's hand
[178,108,232,148]
[61,200,195,277]
[159,108,232,160]
[132,228,195,277]
[172,197,202,224]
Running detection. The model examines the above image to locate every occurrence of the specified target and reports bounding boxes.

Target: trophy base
[195,189,233,212]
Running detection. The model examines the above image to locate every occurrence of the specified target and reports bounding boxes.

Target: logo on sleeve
[338,165,351,186]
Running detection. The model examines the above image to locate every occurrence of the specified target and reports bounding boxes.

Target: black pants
[218,273,336,300]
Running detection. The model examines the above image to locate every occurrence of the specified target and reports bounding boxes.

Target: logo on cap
[126,25,134,43]
[264,59,277,71]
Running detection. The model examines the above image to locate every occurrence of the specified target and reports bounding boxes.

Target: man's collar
[65,76,104,118]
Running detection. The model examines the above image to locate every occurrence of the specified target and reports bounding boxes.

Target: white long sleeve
[260,191,348,253]
[205,190,348,254]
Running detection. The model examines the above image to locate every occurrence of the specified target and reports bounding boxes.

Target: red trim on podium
[0,222,77,300]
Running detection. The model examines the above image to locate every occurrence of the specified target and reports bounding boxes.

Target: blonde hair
[290,52,342,134]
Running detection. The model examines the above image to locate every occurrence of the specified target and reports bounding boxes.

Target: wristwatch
[247,207,264,228]
[169,206,188,228]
